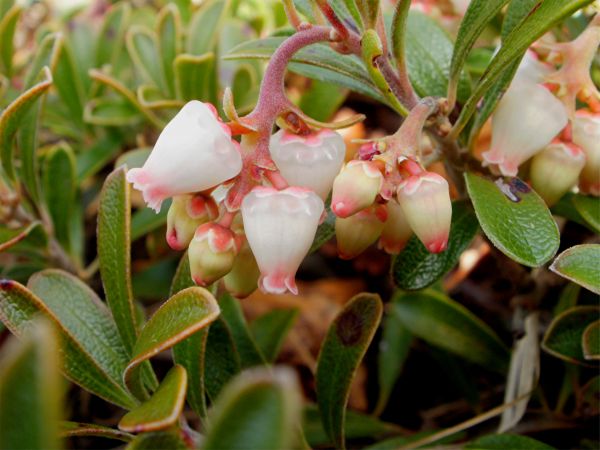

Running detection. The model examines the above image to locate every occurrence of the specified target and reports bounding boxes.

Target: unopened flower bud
[241,186,323,295]
[397,172,451,253]
[483,82,568,177]
[223,236,261,299]
[270,129,345,200]
[573,111,600,196]
[188,223,240,287]
[379,200,413,255]
[335,205,387,260]
[530,141,586,206]
[331,160,383,218]
[166,194,219,250]
[127,101,242,211]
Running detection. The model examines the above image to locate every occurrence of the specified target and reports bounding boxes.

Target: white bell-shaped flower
[573,111,600,196]
[270,129,346,200]
[127,101,242,212]
[379,200,413,255]
[483,82,568,177]
[331,160,383,218]
[241,186,324,295]
[513,51,553,85]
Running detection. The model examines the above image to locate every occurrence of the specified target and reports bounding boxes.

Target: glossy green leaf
[453,0,593,136]
[393,201,478,290]
[84,98,141,126]
[98,166,139,352]
[0,4,20,76]
[405,11,471,102]
[124,287,220,390]
[95,2,131,68]
[125,431,188,450]
[298,79,347,122]
[0,320,62,450]
[551,192,590,230]
[316,293,383,449]
[187,0,229,55]
[119,365,187,433]
[61,422,133,442]
[203,367,302,450]
[250,308,299,362]
[542,306,600,365]
[465,433,556,450]
[393,290,509,372]
[43,144,76,252]
[448,0,509,106]
[157,5,181,96]
[0,272,137,408]
[572,195,600,234]
[550,245,600,295]
[127,27,168,92]
[582,320,600,361]
[0,67,52,181]
[219,293,265,367]
[375,305,412,416]
[465,173,559,267]
[174,52,215,101]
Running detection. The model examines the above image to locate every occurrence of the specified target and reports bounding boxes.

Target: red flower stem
[265,170,289,190]
[218,210,236,228]
[388,97,439,158]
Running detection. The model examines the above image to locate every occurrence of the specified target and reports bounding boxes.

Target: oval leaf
[465,434,555,450]
[550,245,600,295]
[572,195,600,233]
[582,320,600,361]
[465,173,559,267]
[316,293,383,449]
[542,306,600,365]
[392,290,510,372]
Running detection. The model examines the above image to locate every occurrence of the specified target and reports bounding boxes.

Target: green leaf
[131,202,171,241]
[405,11,471,102]
[542,306,600,365]
[0,320,62,450]
[448,0,510,106]
[465,173,559,267]
[356,0,378,28]
[551,192,590,229]
[76,133,123,181]
[316,293,383,449]
[298,79,347,122]
[95,2,131,68]
[98,166,139,353]
[54,38,86,128]
[187,0,229,55]
[364,430,464,450]
[119,365,187,433]
[390,0,410,79]
[374,305,412,416]
[453,0,593,136]
[84,98,141,126]
[0,4,20,76]
[174,52,215,101]
[0,222,47,254]
[125,431,188,450]
[157,4,181,96]
[124,287,220,391]
[172,329,208,418]
[127,27,168,93]
[0,272,137,408]
[43,143,76,252]
[392,290,510,372]
[219,293,265,367]
[250,308,299,362]
[465,433,556,450]
[203,367,302,450]
[393,201,478,290]
[572,195,600,233]
[0,68,52,181]
[582,320,600,361]
[310,206,336,253]
[204,318,241,401]
[61,422,133,442]
[550,245,600,295]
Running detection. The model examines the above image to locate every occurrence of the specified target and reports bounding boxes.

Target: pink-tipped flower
[127,101,242,212]
[379,200,413,255]
[188,223,240,287]
[483,82,568,177]
[530,141,586,206]
[166,194,219,251]
[223,235,261,299]
[572,111,600,196]
[331,160,383,218]
[241,186,323,295]
[270,129,346,200]
[335,205,387,260]
[397,171,451,253]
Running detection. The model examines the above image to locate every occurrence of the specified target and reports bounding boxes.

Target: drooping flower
[335,205,387,259]
[379,200,413,255]
[269,129,346,200]
[127,101,242,212]
[241,186,323,295]
[223,234,261,299]
[572,111,600,196]
[166,194,219,251]
[331,160,383,218]
[397,171,452,253]
[530,141,586,206]
[513,51,553,85]
[483,82,568,177]
[188,223,240,287]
